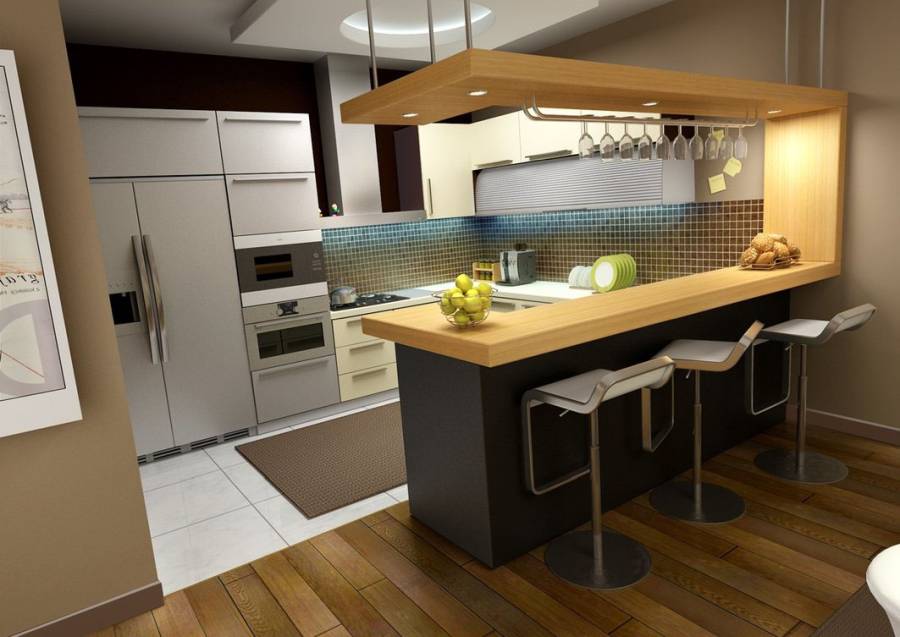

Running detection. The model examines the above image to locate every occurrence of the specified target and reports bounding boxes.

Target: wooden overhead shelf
[340,49,848,125]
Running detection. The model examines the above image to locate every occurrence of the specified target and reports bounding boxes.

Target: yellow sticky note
[712,128,725,141]
[708,174,727,194]
[724,157,743,177]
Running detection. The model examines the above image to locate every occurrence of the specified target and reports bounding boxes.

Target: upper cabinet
[470,112,521,169]
[518,108,581,161]
[418,123,474,218]
[216,111,315,174]
[78,107,223,177]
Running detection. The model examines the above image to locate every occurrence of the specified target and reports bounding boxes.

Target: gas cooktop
[331,293,409,312]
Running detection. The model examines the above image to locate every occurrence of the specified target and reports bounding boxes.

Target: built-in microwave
[234,230,327,307]
[242,296,334,372]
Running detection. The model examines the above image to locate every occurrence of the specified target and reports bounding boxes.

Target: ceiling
[60,0,673,65]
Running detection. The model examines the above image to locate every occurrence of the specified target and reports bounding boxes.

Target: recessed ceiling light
[468,89,488,97]
[642,101,659,107]
[767,109,783,114]
[402,112,419,118]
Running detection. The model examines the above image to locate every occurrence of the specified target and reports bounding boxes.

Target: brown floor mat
[236,402,406,518]
[813,585,894,637]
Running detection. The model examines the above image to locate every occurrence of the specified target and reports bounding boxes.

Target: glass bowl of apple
[434,274,497,328]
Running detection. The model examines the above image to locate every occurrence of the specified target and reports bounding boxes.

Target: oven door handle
[252,312,330,331]
[255,357,329,378]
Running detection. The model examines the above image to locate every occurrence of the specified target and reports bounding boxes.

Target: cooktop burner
[331,293,409,312]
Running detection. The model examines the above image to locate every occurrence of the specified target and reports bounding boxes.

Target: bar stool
[522,356,676,589]
[649,321,763,524]
[754,304,877,484]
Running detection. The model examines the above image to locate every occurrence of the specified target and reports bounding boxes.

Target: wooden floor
[93,423,899,637]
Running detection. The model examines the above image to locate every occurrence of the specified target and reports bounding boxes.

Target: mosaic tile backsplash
[322,200,764,293]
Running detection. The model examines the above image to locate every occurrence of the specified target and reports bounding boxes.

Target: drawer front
[79,107,223,177]
[227,174,320,235]
[332,316,378,348]
[339,364,398,402]
[217,111,314,174]
[252,355,340,423]
[336,339,396,374]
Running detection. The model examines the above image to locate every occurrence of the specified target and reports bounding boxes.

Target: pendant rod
[522,103,758,130]
[426,0,436,64]
[365,0,378,88]
[463,0,473,49]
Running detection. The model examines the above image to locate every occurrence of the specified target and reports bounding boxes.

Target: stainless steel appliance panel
[252,355,340,423]
[244,311,334,372]
[234,231,326,296]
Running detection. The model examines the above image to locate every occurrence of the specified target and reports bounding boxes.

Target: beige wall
[0,2,158,635]
[544,0,899,429]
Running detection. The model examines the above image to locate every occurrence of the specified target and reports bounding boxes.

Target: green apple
[444,287,461,299]
[440,298,455,315]
[465,288,480,297]
[450,291,466,308]
[476,282,493,297]
[463,296,482,313]
[454,311,471,326]
[468,310,486,322]
[481,297,492,310]
[455,274,473,292]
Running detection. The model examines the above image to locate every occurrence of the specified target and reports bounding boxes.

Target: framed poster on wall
[0,49,80,436]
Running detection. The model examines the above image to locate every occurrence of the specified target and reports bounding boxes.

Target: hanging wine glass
[599,122,616,162]
[578,121,595,158]
[619,124,635,160]
[705,128,720,160]
[655,128,672,160]
[637,124,653,160]
[672,125,689,160]
[719,128,735,160]
[734,127,749,159]
[689,124,704,160]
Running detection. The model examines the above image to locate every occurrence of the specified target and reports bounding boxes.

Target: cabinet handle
[256,357,329,378]
[132,235,159,365]
[223,115,304,123]
[231,175,310,183]
[525,149,573,161]
[474,159,514,169]
[345,318,363,325]
[348,341,384,353]
[350,366,389,379]
[142,234,169,364]
[80,111,210,121]
[254,312,328,331]
[426,178,434,218]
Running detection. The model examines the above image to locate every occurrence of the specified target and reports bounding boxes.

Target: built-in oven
[243,296,333,371]
[234,230,328,307]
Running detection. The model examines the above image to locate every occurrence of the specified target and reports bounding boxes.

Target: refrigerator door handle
[142,234,169,363]
[132,235,160,365]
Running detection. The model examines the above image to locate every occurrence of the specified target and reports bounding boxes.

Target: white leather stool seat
[534,365,672,412]
[657,339,737,368]
[868,544,900,637]
[761,319,829,344]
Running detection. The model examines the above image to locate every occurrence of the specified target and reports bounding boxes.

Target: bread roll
[755,251,776,266]
[751,233,774,253]
[773,242,790,259]
[788,242,801,257]
[768,233,788,244]
[740,247,759,266]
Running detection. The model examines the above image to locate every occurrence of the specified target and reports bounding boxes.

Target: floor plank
[284,542,398,637]
[611,619,663,637]
[359,578,450,637]
[615,500,735,557]
[370,516,553,637]
[704,457,813,502]
[748,435,900,482]
[252,551,340,636]
[220,564,255,584]
[320,627,353,637]
[311,530,384,590]
[785,622,817,636]
[337,520,492,637]
[386,500,475,565]
[226,572,302,636]
[806,493,900,534]
[113,613,160,637]
[151,590,204,637]
[184,577,252,636]
[464,560,609,637]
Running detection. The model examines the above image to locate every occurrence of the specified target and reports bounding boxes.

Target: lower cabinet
[339,364,399,402]
[333,314,399,401]
[252,355,340,423]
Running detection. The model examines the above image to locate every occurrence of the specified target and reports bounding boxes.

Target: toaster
[498,250,537,286]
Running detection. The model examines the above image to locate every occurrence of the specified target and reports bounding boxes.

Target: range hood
[339,48,847,126]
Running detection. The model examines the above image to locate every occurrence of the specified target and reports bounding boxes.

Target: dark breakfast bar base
[396,293,790,567]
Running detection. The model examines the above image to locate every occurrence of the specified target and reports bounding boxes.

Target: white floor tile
[387,484,409,502]
[140,451,219,492]
[224,462,281,504]
[256,492,396,546]
[152,506,286,595]
[204,429,290,469]
[144,470,249,537]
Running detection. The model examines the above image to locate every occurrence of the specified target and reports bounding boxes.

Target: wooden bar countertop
[362,262,840,368]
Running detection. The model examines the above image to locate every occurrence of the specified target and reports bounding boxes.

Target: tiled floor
[140,399,408,594]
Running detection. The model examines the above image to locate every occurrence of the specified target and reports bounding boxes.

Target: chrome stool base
[545,529,651,590]
[754,447,848,484]
[649,481,745,524]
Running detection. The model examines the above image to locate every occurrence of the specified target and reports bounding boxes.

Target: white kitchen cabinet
[470,112,522,169]
[418,123,474,217]
[339,363,399,402]
[79,107,223,178]
[217,111,315,174]
[252,356,340,423]
[518,108,581,161]
[336,339,396,374]
[226,173,320,235]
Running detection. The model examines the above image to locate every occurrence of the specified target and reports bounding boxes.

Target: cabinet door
[226,173,320,235]
[252,356,340,423]
[217,112,314,174]
[133,179,256,442]
[79,108,223,178]
[418,123,474,218]
[118,333,176,455]
[470,113,521,169]
[518,108,581,161]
